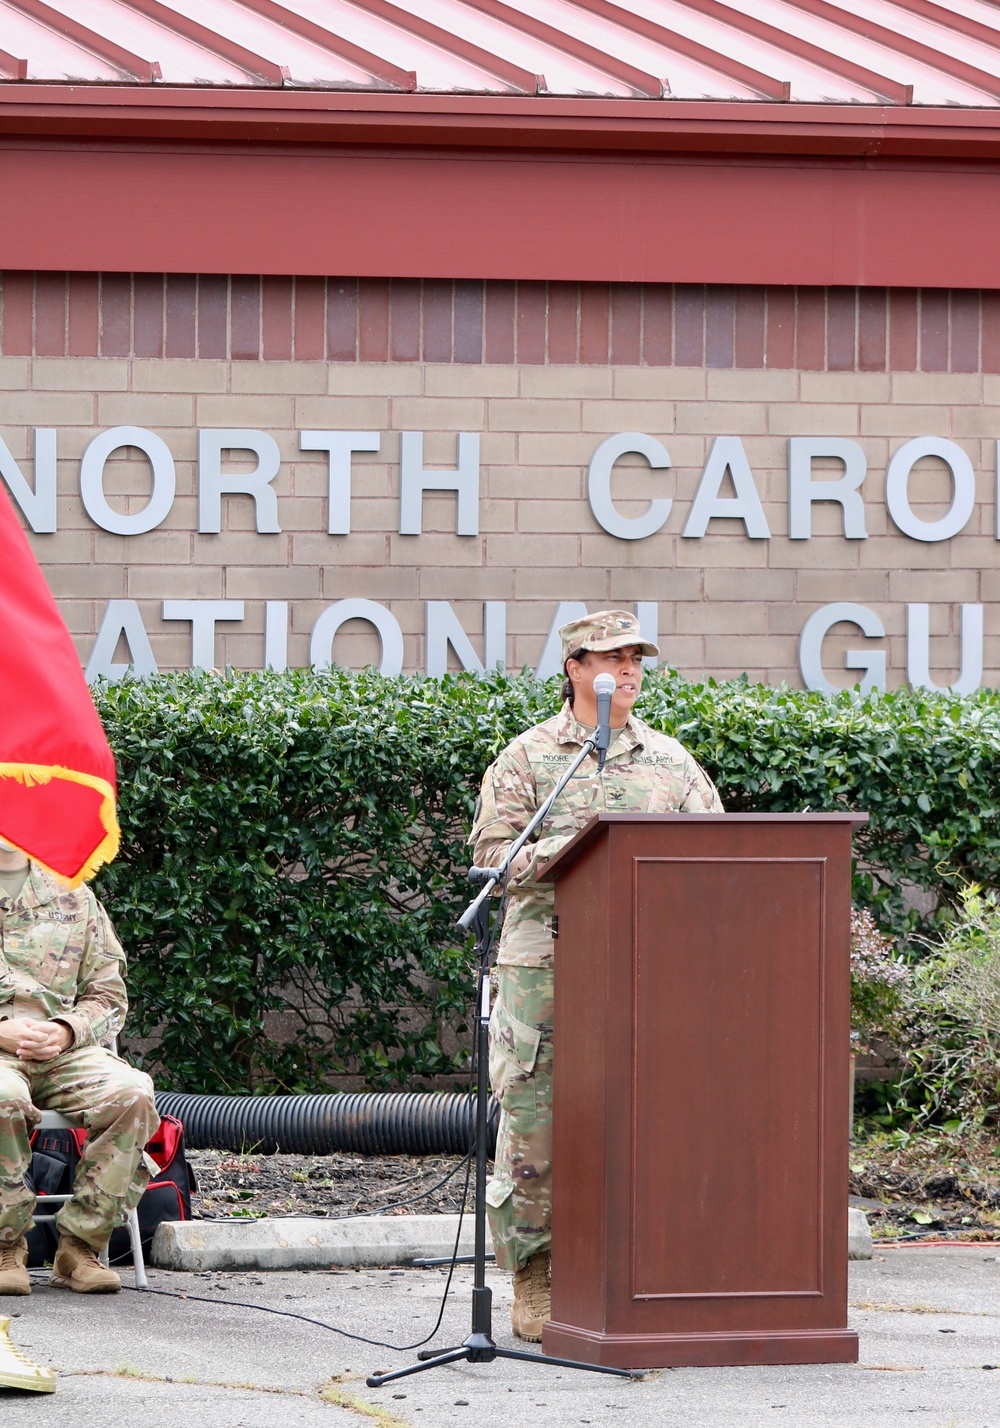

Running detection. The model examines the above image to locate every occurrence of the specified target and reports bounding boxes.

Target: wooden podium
[537,812,865,1370]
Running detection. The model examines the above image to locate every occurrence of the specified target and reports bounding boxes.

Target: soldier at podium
[469,610,723,1342]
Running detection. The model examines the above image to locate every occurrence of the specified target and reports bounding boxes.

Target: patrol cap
[558,609,659,666]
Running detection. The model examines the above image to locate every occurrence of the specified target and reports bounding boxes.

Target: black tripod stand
[367,734,639,1389]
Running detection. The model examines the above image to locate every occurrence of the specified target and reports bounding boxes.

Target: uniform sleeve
[468,743,545,887]
[55,895,129,1049]
[680,752,724,813]
[469,739,580,887]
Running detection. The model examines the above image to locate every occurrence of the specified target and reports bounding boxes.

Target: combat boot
[49,1233,121,1293]
[510,1250,550,1342]
[0,1239,30,1296]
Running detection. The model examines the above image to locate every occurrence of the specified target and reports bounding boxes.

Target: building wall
[1,273,997,690]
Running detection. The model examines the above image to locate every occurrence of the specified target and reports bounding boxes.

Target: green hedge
[637,675,1000,935]
[91,669,1000,1094]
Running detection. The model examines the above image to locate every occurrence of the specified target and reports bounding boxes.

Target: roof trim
[4,137,998,286]
[4,85,1000,158]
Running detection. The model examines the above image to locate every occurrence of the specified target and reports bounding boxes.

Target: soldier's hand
[0,1016,39,1055]
[14,1019,72,1061]
[508,845,533,880]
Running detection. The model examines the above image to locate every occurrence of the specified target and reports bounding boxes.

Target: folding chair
[30,1039,148,1289]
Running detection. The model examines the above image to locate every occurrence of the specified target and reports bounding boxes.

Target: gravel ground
[188,1149,478,1220]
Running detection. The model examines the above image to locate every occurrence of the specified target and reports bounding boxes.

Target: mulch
[850,1165,1000,1243]
[187,1149,477,1220]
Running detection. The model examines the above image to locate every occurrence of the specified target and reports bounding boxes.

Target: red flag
[0,483,120,886]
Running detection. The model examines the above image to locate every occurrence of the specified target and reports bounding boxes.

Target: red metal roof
[5,0,1000,106]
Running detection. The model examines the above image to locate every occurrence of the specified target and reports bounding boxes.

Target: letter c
[587,433,671,541]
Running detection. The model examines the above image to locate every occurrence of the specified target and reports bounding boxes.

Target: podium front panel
[632,855,823,1300]
[542,813,860,1369]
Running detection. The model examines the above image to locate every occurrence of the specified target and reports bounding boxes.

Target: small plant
[850,907,906,1052]
[894,884,1000,1128]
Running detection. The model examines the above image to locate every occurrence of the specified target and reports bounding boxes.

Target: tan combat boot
[510,1250,551,1342]
[49,1233,121,1293]
[0,1239,30,1296]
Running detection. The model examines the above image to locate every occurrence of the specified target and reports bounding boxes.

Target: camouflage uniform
[0,865,158,1251]
[471,700,722,1270]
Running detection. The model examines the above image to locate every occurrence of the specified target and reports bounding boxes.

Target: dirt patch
[850,1157,1000,1242]
[188,1149,477,1220]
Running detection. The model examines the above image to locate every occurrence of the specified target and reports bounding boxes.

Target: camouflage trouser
[486,964,553,1273]
[0,1044,159,1251]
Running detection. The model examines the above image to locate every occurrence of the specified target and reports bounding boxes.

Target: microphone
[592,672,616,772]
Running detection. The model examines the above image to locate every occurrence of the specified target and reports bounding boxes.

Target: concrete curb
[152,1214,490,1271]
[154,1211,874,1271]
[848,1207,873,1260]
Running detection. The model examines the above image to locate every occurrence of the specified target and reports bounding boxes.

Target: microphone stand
[367,729,639,1388]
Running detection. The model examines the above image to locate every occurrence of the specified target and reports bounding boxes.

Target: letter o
[885,438,975,542]
[309,599,404,676]
[80,426,176,535]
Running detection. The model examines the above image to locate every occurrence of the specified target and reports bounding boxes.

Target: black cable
[26,1146,476,1355]
[107,1201,470,1354]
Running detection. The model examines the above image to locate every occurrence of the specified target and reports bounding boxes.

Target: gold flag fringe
[0,762,120,887]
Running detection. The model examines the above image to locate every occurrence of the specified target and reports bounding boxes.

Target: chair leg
[126,1209,147,1290]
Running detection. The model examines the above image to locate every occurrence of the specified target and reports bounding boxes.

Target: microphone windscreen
[592,672,617,696]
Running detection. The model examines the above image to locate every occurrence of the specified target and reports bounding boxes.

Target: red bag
[108,1113,196,1265]
[27,1113,195,1267]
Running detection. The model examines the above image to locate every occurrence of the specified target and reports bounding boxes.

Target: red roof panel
[4,0,1000,103]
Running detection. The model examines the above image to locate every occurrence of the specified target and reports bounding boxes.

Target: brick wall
[1,273,997,689]
[3,274,998,373]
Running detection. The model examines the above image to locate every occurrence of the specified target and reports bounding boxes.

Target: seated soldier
[0,837,159,1295]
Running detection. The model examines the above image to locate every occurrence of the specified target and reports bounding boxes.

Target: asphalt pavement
[2,1246,998,1427]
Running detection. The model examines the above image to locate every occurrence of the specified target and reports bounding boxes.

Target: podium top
[536,810,868,883]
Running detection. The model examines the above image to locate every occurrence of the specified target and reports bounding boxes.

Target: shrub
[891,885,1000,1128]
[639,675,1000,939]
[850,908,905,1052]
[93,667,556,1094]
[89,667,1000,1094]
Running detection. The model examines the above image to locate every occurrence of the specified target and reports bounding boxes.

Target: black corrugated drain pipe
[156,1091,499,1158]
